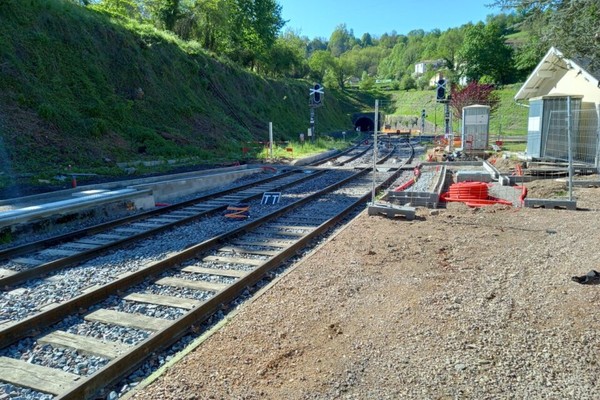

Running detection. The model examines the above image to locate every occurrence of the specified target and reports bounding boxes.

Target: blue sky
[277,0,503,39]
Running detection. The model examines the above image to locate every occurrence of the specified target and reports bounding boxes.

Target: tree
[378,30,401,48]
[342,46,388,78]
[360,32,373,47]
[437,27,464,70]
[261,30,308,78]
[492,0,600,69]
[307,37,328,56]
[227,0,285,69]
[359,71,375,90]
[327,24,356,57]
[399,74,417,91]
[457,22,514,84]
[308,50,334,82]
[90,0,141,19]
[450,82,500,121]
[148,0,181,31]
[325,56,353,89]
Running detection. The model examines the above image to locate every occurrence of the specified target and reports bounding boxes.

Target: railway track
[0,142,374,288]
[0,141,413,400]
[0,169,324,288]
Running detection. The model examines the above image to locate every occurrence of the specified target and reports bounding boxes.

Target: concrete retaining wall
[130,168,262,203]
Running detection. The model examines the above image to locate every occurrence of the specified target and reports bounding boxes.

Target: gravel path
[127,182,600,400]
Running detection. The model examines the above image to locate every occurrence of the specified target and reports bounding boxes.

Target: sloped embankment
[0,0,364,174]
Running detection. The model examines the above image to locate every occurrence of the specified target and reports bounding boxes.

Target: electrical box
[461,105,490,151]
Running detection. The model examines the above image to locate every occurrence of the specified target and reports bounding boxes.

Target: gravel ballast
[128,182,600,400]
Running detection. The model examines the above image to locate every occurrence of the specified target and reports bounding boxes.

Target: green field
[385,84,529,137]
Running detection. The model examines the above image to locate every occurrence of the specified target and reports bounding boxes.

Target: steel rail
[313,142,371,166]
[55,165,401,400]
[0,170,326,288]
[0,170,298,260]
[0,165,380,349]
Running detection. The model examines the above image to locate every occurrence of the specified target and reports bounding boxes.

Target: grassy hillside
[0,0,371,183]
[386,84,529,137]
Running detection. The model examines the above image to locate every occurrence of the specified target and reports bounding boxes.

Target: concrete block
[456,171,493,183]
[368,203,416,220]
[524,198,577,210]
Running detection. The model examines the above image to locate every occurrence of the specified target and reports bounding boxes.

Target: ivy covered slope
[0,0,362,175]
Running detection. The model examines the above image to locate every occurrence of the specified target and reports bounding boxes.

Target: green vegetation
[3,0,592,191]
[0,0,373,184]
[502,142,527,152]
[255,134,362,161]
[385,84,528,137]
[493,0,600,70]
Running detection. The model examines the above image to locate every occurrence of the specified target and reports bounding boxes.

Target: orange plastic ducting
[440,182,513,207]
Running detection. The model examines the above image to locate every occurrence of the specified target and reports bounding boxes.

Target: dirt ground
[128,176,600,400]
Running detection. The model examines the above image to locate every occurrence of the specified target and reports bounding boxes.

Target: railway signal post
[309,84,324,142]
[436,78,452,152]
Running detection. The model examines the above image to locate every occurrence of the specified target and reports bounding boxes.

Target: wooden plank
[85,309,171,332]
[181,265,247,278]
[124,292,201,310]
[0,267,18,278]
[39,249,79,257]
[202,201,230,205]
[268,224,314,231]
[167,211,197,216]
[277,218,322,225]
[38,330,129,359]
[113,227,146,234]
[67,242,98,250]
[242,235,296,244]
[184,206,212,211]
[258,229,305,237]
[156,276,228,292]
[12,257,43,266]
[95,234,127,240]
[219,246,280,256]
[130,222,162,228]
[230,240,289,248]
[75,238,111,245]
[148,217,182,223]
[203,255,264,266]
[0,356,79,395]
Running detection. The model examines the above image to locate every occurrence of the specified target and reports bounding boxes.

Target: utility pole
[371,99,379,204]
[420,108,426,143]
[445,99,452,152]
[567,96,573,201]
[309,108,315,142]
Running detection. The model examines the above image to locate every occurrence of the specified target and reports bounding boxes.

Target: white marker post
[269,122,273,159]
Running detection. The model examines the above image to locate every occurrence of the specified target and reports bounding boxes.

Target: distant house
[414,59,445,77]
[515,47,600,164]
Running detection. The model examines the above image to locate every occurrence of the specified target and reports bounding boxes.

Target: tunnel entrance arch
[351,112,383,132]
[354,117,374,132]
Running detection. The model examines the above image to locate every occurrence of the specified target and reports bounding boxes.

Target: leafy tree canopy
[450,82,500,120]
[457,22,515,84]
[492,0,600,69]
